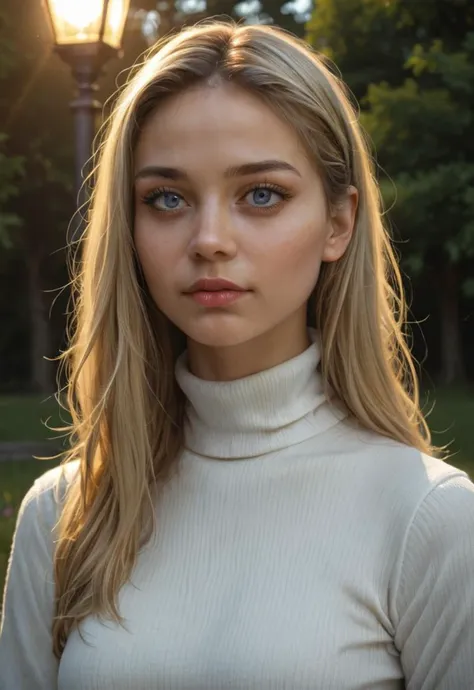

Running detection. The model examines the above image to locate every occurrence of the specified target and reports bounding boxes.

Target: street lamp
[44,0,130,237]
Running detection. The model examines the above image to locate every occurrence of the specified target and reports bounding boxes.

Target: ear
[321,186,358,263]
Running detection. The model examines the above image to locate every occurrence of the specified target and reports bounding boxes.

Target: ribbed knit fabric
[1,336,474,690]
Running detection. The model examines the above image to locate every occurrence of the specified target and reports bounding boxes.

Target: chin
[179,316,265,349]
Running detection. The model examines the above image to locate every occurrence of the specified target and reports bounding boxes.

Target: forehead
[134,83,310,173]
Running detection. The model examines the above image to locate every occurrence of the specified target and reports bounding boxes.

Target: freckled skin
[134,83,356,380]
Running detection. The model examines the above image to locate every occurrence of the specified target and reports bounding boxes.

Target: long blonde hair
[53,20,435,657]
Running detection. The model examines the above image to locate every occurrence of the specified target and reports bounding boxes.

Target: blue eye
[142,189,185,211]
[160,192,182,209]
[246,186,286,208]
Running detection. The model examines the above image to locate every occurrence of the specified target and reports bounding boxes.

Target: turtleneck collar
[175,331,347,459]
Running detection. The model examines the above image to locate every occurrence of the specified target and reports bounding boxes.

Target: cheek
[260,219,327,290]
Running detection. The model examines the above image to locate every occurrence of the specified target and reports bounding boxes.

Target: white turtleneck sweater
[1,338,474,690]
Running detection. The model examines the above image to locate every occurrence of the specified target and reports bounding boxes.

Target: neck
[186,313,310,381]
[175,329,347,459]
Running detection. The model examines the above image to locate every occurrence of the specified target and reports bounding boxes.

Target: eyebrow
[134,159,302,181]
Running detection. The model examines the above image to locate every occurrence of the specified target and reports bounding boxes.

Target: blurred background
[0,0,473,591]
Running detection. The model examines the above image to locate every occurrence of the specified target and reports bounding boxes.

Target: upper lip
[185,278,247,293]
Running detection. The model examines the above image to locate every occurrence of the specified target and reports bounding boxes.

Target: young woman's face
[134,82,355,349]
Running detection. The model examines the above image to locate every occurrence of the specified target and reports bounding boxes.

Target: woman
[1,21,473,690]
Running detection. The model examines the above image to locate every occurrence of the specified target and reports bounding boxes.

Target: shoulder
[333,419,471,505]
[17,460,80,539]
[332,427,474,615]
[22,459,80,507]
[0,463,79,686]
[350,426,474,562]
[325,420,474,560]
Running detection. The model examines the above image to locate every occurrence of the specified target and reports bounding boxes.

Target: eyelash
[140,182,293,213]
[141,186,175,206]
[243,182,293,206]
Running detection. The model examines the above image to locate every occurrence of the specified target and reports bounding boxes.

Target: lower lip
[188,290,248,307]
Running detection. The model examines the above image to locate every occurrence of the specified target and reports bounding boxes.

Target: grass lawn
[422,386,474,477]
[0,395,69,442]
[0,388,473,595]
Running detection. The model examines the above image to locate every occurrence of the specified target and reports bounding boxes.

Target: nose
[188,200,238,262]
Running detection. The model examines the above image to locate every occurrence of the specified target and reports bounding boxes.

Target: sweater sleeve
[0,465,74,690]
[393,472,474,689]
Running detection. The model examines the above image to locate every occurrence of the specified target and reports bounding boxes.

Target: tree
[307,0,474,95]
[362,34,474,382]
[306,0,410,99]
[0,0,74,393]
[0,8,24,248]
[0,135,23,247]
[306,0,474,383]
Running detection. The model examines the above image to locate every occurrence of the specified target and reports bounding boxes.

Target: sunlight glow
[48,0,129,48]
[50,0,103,33]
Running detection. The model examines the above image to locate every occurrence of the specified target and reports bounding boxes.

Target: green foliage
[306,0,474,381]
[307,1,474,284]
[361,32,474,274]
[306,0,406,98]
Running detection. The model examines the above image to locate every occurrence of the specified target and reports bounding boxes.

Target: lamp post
[44,0,130,238]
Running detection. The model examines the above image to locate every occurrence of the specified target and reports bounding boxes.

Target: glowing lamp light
[45,0,130,50]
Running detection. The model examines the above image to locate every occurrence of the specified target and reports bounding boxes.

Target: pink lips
[185,278,249,308]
